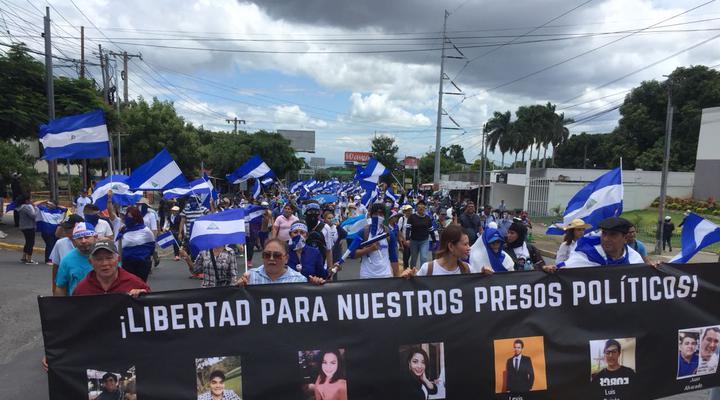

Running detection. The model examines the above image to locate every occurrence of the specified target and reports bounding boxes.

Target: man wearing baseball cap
[54,222,98,296]
[72,240,150,296]
[554,217,645,269]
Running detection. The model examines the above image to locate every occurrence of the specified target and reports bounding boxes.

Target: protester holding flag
[504,222,545,271]
[236,239,325,285]
[350,203,394,279]
[469,227,515,273]
[115,207,156,282]
[16,194,41,264]
[179,246,238,288]
[669,213,720,264]
[82,204,114,240]
[555,219,591,264]
[35,199,66,265]
[179,197,209,251]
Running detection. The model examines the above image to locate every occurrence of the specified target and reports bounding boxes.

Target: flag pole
[243,241,248,273]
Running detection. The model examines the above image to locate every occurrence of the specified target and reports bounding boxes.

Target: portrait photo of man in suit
[505,339,535,393]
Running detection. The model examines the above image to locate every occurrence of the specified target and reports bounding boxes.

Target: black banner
[40,263,720,400]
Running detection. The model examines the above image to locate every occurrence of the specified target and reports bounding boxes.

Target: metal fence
[527,178,550,217]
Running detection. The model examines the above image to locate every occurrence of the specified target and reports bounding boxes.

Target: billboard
[404,156,419,169]
[277,130,316,153]
[344,151,371,163]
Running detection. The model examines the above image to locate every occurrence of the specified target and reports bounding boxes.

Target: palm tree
[484,111,512,168]
[551,112,572,167]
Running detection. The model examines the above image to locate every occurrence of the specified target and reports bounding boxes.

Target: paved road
[0,248,711,399]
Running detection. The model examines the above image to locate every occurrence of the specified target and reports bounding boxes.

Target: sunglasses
[262,251,285,260]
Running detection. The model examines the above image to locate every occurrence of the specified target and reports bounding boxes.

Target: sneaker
[24,259,39,265]
[0,230,7,239]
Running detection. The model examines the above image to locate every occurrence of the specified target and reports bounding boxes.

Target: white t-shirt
[94,219,114,239]
[143,210,158,233]
[321,224,338,252]
[555,241,577,264]
[49,237,75,265]
[74,196,91,216]
[417,259,462,276]
[359,229,392,279]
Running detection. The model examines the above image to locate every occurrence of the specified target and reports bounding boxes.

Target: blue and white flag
[355,157,389,184]
[163,175,215,200]
[91,175,143,211]
[156,231,177,249]
[546,167,623,235]
[340,213,368,240]
[670,213,720,263]
[289,180,304,194]
[250,179,262,199]
[360,182,378,207]
[36,204,67,235]
[38,109,110,160]
[117,226,156,261]
[385,188,399,203]
[227,155,274,184]
[243,204,265,224]
[189,208,246,253]
[126,149,188,190]
[260,176,274,187]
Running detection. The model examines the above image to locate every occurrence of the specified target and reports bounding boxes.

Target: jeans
[662,236,672,251]
[402,245,411,269]
[409,239,429,268]
[41,232,57,263]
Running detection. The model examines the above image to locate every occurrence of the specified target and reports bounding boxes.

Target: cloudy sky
[3,0,720,166]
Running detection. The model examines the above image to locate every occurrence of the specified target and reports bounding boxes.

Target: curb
[0,241,44,253]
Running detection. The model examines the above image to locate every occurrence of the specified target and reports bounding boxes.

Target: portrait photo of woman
[398,344,446,400]
[299,349,348,400]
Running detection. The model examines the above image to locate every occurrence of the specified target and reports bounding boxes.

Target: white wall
[489,183,525,210]
[547,182,693,214]
[696,107,720,161]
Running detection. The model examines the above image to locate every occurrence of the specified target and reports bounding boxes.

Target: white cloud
[348,92,432,126]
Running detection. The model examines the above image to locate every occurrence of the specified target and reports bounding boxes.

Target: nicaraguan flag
[36,204,67,235]
[670,213,720,263]
[289,180,303,194]
[116,225,156,261]
[227,155,274,184]
[126,149,188,190]
[260,176,274,187]
[546,167,623,235]
[91,175,143,211]
[243,204,265,224]
[189,208,246,253]
[385,188,398,203]
[340,213,368,240]
[38,109,110,160]
[250,179,262,199]
[163,175,215,200]
[156,231,177,249]
[355,157,389,184]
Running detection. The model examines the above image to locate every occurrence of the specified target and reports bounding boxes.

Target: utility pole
[98,45,114,175]
[655,78,674,255]
[109,51,141,103]
[43,7,58,201]
[79,26,85,79]
[226,117,246,134]
[433,9,449,185]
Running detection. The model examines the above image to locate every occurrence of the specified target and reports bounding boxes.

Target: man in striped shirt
[178,197,209,248]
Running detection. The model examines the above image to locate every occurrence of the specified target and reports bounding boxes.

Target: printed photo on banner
[86,366,136,400]
[589,338,636,399]
[298,348,348,400]
[494,336,547,394]
[678,326,720,378]
[398,343,446,399]
[195,356,243,400]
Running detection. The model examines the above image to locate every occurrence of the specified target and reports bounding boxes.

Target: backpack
[426,259,470,275]
[306,222,327,261]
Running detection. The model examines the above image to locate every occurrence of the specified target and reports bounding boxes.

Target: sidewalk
[0,213,45,254]
[530,223,719,263]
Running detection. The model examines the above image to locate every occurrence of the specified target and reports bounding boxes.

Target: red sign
[403,156,419,169]
[344,152,371,163]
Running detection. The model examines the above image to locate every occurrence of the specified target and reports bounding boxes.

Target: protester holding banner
[402,224,490,277]
[553,217,645,270]
[504,222,545,271]
[469,227,515,273]
[237,238,325,285]
[287,222,328,280]
[555,219,590,264]
[179,246,238,288]
[272,203,299,242]
[72,240,150,296]
[54,222,97,296]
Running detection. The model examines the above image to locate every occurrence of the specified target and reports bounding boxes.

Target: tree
[0,141,40,189]
[484,111,512,168]
[370,135,399,183]
[442,144,466,164]
[0,44,47,141]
